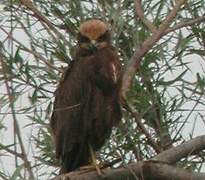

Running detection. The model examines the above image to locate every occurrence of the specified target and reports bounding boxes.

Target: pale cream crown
[79,19,108,40]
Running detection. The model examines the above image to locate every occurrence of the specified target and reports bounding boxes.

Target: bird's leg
[89,144,102,175]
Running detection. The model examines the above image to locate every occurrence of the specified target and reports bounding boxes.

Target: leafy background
[0,0,205,179]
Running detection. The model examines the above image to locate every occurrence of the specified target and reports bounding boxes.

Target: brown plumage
[50,19,122,174]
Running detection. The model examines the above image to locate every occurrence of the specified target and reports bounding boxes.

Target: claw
[89,144,103,176]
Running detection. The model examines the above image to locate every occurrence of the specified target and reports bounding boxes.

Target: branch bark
[52,135,205,180]
[155,135,205,163]
[165,15,205,35]
[134,0,157,33]
[142,162,205,180]
[52,162,205,180]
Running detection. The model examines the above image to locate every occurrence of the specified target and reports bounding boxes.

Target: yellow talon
[89,144,102,176]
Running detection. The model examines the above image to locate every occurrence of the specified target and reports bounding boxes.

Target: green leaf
[157,70,188,86]
[14,47,23,64]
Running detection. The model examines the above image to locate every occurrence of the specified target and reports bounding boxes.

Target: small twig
[102,158,122,169]
[20,0,69,45]
[123,101,161,153]
[119,123,143,161]
[172,94,203,143]
[0,27,63,73]
[0,143,24,159]
[165,15,205,35]
[0,54,35,180]
[134,0,157,33]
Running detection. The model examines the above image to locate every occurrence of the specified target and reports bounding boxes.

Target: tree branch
[134,0,157,33]
[0,143,24,159]
[52,162,205,180]
[155,135,205,163]
[142,162,205,180]
[165,15,205,35]
[52,135,205,180]
[124,103,161,153]
[121,0,187,97]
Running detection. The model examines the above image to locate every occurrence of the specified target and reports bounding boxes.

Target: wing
[50,59,81,158]
[50,60,75,134]
[87,46,122,95]
[50,58,92,172]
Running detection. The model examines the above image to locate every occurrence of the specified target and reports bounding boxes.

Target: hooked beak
[89,40,98,51]
[91,40,97,46]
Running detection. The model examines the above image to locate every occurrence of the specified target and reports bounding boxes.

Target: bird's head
[77,19,111,53]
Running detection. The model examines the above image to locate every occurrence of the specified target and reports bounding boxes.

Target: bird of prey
[50,19,122,174]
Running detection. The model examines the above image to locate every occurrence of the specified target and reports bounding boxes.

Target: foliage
[0,0,205,179]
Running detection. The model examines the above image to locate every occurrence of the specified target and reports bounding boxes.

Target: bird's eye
[97,34,106,42]
[80,36,90,43]
[97,31,109,42]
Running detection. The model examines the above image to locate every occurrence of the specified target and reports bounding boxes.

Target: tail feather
[60,143,90,174]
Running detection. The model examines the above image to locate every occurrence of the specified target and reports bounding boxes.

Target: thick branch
[121,0,187,97]
[143,162,205,180]
[52,162,205,180]
[52,135,205,180]
[155,135,205,163]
